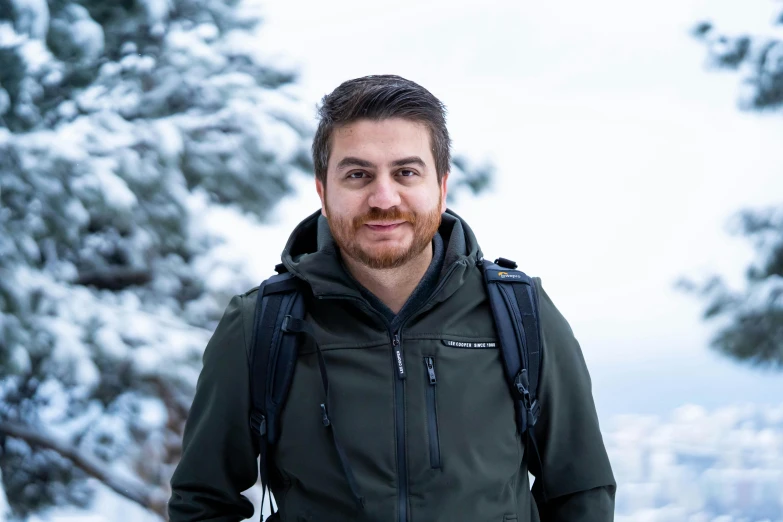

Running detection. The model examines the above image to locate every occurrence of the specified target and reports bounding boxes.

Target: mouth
[365,221,405,232]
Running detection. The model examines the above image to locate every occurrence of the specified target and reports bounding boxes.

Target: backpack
[248,257,544,520]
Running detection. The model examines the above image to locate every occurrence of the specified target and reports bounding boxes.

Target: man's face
[316,118,448,270]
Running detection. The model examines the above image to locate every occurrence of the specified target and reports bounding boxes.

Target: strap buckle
[494,257,518,269]
[513,370,540,428]
[513,369,530,401]
[250,411,267,437]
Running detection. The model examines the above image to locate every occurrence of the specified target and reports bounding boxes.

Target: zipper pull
[424,357,437,385]
[393,333,406,380]
[320,403,331,427]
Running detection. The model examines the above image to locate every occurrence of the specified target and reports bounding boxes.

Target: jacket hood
[280,209,483,298]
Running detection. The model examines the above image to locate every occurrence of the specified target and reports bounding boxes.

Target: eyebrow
[391,156,426,168]
[335,156,427,170]
[336,157,374,170]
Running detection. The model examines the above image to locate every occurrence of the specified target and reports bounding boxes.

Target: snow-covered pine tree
[683,3,783,369]
[0,0,312,518]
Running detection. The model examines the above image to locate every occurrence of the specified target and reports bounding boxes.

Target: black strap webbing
[512,283,541,405]
[263,277,301,297]
[250,273,303,522]
[253,293,283,429]
[250,289,283,522]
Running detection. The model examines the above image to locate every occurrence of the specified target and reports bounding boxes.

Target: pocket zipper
[424,356,441,469]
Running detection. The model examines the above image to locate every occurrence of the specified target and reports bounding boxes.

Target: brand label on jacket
[441,340,497,349]
[395,348,406,379]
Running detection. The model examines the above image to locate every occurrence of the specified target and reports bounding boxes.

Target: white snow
[63,199,90,229]
[70,17,104,62]
[18,37,55,73]
[195,23,219,42]
[151,119,184,163]
[166,25,226,69]
[136,398,167,431]
[98,61,122,79]
[0,22,23,46]
[44,316,100,391]
[94,165,137,211]
[10,0,50,40]
[138,0,171,26]
[42,68,63,87]
[93,326,127,360]
[8,345,31,374]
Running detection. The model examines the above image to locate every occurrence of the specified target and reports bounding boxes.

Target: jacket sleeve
[530,279,617,521]
[168,294,260,522]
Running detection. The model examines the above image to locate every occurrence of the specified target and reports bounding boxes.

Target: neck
[342,244,434,314]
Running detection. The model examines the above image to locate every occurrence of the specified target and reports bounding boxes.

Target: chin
[360,244,410,265]
[364,245,407,260]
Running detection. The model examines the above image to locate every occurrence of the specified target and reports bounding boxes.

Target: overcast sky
[245,0,783,416]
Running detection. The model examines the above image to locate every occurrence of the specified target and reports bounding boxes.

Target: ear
[439,172,449,213]
[316,178,327,217]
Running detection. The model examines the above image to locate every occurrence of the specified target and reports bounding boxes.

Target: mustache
[353,208,417,228]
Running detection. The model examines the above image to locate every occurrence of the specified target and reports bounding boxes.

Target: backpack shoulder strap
[481,256,547,498]
[248,270,307,518]
[480,257,542,434]
[249,272,306,443]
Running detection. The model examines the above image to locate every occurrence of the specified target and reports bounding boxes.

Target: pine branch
[75,268,153,291]
[0,421,168,519]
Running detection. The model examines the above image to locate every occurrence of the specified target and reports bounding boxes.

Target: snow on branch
[0,421,168,519]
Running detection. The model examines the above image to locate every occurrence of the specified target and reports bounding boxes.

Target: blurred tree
[0,0,313,518]
[691,4,783,110]
[450,155,493,200]
[682,3,783,369]
[0,1,493,519]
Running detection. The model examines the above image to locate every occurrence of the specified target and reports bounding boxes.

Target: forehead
[329,118,433,165]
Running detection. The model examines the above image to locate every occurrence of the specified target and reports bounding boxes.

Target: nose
[367,175,401,209]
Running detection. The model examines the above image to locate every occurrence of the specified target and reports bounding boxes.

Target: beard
[326,204,443,270]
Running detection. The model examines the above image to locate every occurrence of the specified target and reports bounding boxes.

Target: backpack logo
[497,271,522,279]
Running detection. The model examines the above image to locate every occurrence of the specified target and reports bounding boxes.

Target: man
[168,75,616,522]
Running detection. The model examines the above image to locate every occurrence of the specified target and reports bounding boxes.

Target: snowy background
[1,0,783,521]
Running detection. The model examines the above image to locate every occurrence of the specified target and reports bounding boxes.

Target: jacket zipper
[316,261,461,522]
[423,357,441,469]
[390,263,459,521]
[392,331,408,522]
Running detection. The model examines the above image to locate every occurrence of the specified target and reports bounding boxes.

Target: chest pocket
[404,337,523,521]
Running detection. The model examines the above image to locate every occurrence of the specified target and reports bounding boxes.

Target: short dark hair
[312,75,451,185]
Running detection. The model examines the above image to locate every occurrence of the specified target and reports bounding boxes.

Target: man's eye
[348,171,367,179]
[399,169,416,177]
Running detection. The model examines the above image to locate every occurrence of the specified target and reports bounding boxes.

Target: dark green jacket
[169,210,616,522]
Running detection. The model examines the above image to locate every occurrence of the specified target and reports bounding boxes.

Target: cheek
[326,190,364,216]
[412,189,442,211]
